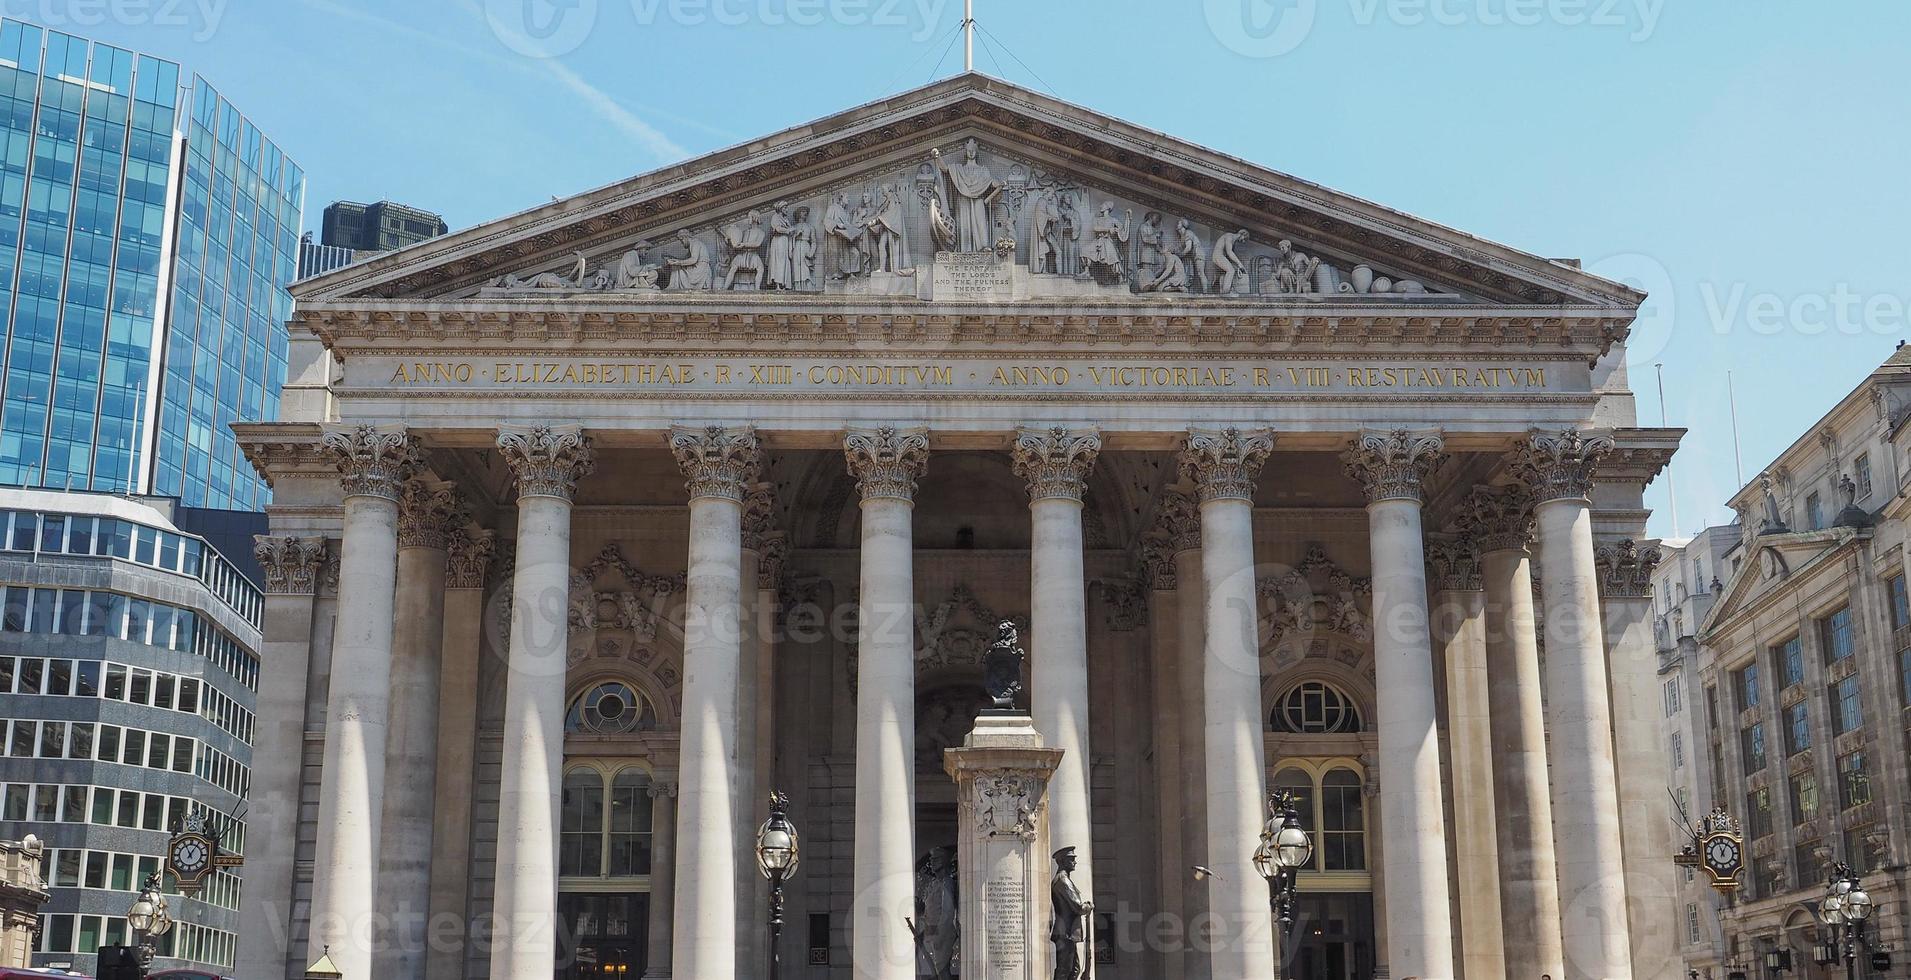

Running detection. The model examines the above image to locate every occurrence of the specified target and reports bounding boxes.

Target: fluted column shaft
[1521,429,1633,979]
[1014,426,1101,899]
[309,425,418,978]
[1180,428,1275,980]
[426,529,495,980]
[668,425,758,980]
[490,425,595,980]
[644,779,678,979]
[1473,487,1566,978]
[1344,429,1454,980]
[1165,497,1211,980]
[845,426,928,980]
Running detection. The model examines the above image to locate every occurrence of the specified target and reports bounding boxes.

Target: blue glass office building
[0,20,300,512]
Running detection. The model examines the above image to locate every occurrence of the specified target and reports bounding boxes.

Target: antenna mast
[963,0,974,72]
[1657,362,1680,537]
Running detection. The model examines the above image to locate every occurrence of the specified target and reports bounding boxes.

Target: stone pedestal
[943,715,1065,980]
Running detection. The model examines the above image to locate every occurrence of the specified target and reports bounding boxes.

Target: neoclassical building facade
[234,75,1681,980]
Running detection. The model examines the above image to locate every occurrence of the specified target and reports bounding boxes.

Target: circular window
[1272,682,1363,734]
[566,682,658,735]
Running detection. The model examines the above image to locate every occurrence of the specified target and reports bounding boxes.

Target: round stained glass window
[566,682,658,735]
[1273,682,1362,734]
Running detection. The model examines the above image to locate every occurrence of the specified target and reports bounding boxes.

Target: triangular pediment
[1700,527,1866,635]
[294,73,1641,314]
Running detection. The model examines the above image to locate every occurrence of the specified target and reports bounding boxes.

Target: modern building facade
[0,486,263,976]
[0,17,302,511]
[237,75,1684,980]
[1669,346,1911,974]
[319,199,446,253]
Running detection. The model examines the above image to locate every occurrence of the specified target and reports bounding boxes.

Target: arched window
[1271,681,1363,734]
[560,767,654,878]
[1271,764,1369,873]
[565,681,659,735]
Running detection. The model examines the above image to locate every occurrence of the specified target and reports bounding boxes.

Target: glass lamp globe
[755,813,799,879]
[1274,824,1313,871]
[1832,877,1853,897]
[1843,886,1872,922]
[1821,894,1845,926]
[127,895,155,934]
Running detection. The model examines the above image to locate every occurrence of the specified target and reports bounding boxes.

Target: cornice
[236,422,331,488]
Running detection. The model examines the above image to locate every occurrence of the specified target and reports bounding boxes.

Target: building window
[1271,765,1368,873]
[1805,492,1824,529]
[1830,675,1863,735]
[1734,663,1761,711]
[1845,825,1887,874]
[1670,732,1685,769]
[1705,686,1720,732]
[1838,752,1871,808]
[1740,723,1767,773]
[1789,771,1819,824]
[1271,682,1363,734]
[1856,454,1874,499]
[560,767,655,878]
[1746,787,1773,839]
[1772,636,1804,688]
[1686,904,1701,945]
[1890,573,1910,631]
[564,682,659,736]
[1794,838,1824,882]
[1901,647,1911,706]
[1663,679,1682,716]
[1783,702,1811,756]
[1820,607,1854,664]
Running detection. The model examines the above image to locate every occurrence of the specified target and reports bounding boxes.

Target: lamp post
[125,871,172,973]
[1819,863,1872,980]
[1253,790,1314,980]
[755,791,800,980]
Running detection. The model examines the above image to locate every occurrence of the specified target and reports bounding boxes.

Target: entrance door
[557,891,649,978]
[1286,894,1374,980]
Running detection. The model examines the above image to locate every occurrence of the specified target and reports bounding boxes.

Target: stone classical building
[1675,346,1911,973]
[0,836,48,968]
[234,75,1682,980]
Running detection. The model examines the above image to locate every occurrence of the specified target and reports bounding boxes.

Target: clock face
[170,837,210,876]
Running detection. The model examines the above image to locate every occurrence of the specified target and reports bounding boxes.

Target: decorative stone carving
[1594,539,1661,599]
[568,543,684,640]
[487,251,590,290]
[1257,544,1372,645]
[1210,228,1251,295]
[1155,488,1202,553]
[320,543,342,596]
[253,535,327,594]
[1464,485,1536,552]
[497,424,596,501]
[1341,428,1446,503]
[757,533,788,592]
[929,139,1004,252]
[843,425,930,501]
[823,192,868,278]
[1426,537,1484,592]
[1179,427,1274,501]
[665,229,713,290]
[1081,202,1131,282]
[865,183,913,274]
[1095,577,1148,632]
[720,209,768,290]
[1029,183,1080,276]
[614,241,663,290]
[1513,428,1614,503]
[1270,239,1321,295]
[1010,426,1101,501]
[1134,211,1165,283]
[977,772,1040,841]
[446,528,498,590]
[668,425,760,502]
[396,479,467,550]
[1142,218,1202,292]
[320,423,421,501]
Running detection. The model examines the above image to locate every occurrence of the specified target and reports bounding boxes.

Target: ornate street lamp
[755,791,800,980]
[125,871,173,971]
[1819,863,1873,980]
[1253,790,1313,980]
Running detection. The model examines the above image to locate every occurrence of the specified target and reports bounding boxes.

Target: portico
[233,74,1681,980]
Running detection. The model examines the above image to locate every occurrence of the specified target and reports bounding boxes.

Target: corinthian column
[1516,429,1634,979]
[238,534,326,980]
[378,479,466,979]
[668,425,759,980]
[490,425,595,980]
[310,424,420,979]
[1342,429,1455,980]
[427,527,496,980]
[1011,425,1102,895]
[1178,427,1274,980]
[1425,535,1504,980]
[844,425,929,980]
[643,776,679,979]
[1467,486,1565,979]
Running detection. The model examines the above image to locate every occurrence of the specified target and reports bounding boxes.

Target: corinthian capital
[1425,537,1483,592]
[320,423,422,501]
[1010,426,1101,501]
[253,535,327,594]
[1179,427,1274,502]
[498,424,596,501]
[843,426,930,501]
[1514,428,1615,503]
[1463,485,1535,553]
[397,479,468,550]
[668,425,760,502]
[1595,538,1661,599]
[1341,428,1446,504]
[446,527,498,590]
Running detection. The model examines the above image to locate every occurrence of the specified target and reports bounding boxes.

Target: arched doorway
[1268,679,1377,980]
[558,681,666,978]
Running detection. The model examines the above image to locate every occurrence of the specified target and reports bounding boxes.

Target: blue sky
[74,0,1911,539]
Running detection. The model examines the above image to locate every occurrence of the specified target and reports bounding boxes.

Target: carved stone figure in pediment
[1082,201,1132,282]
[791,206,817,289]
[490,250,588,290]
[865,183,913,274]
[823,192,867,278]
[1142,218,1201,292]
[665,229,712,290]
[615,241,662,290]
[766,201,800,290]
[1211,228,1251,294]
[1054,192,1081,276]
[1272,239,1321,295]
[930,139,1004,252]
[1134,210,1164,283]
[721,210,768,290]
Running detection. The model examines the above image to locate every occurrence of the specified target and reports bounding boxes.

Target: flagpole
[1656,362,1679,537]
[963,0,974,72]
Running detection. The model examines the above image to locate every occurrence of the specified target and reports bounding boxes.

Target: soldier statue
[1051,846,1092,980]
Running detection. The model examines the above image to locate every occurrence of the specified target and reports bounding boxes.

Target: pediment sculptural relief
[483,137,1462,303]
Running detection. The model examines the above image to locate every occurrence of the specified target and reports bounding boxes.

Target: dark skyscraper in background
[0,18,302,512]
[319,199,445,252]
